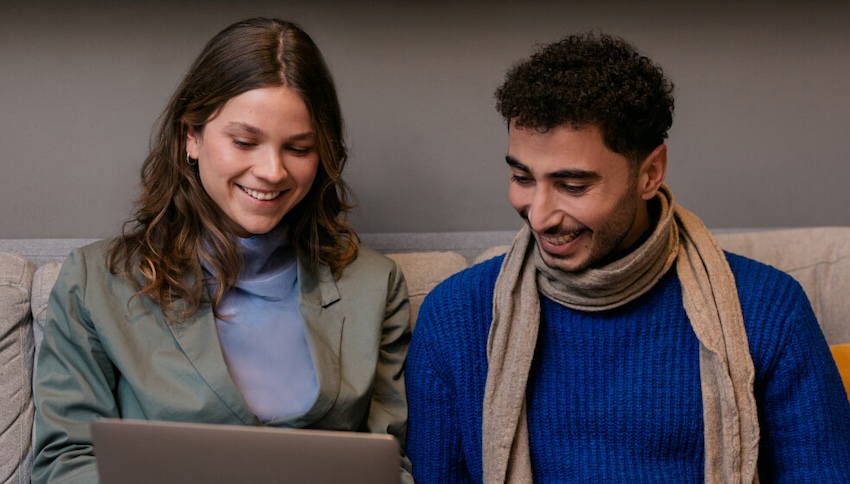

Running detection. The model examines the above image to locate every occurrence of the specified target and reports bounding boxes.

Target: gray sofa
[2,227,849,483]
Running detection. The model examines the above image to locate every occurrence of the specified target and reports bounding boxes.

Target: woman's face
[186,85,319,236]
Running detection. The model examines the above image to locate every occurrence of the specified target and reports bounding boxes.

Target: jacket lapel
[165,297,257,425]
[284,255,344,427]
[163,254,344,428]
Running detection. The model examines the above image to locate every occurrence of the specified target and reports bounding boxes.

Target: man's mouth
[240,186,282,201]
[540,230,584,246]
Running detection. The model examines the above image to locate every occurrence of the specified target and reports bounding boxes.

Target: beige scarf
[483,184,760,483]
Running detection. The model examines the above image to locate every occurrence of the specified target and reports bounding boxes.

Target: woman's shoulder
[340,244,398,276]
[75,238,114,258]
[326,244,402,288]
[49,238,140,318]
[352,243,393,264]
[57,238,115,277]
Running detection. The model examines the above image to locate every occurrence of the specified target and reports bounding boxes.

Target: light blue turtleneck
[204,228,318,423]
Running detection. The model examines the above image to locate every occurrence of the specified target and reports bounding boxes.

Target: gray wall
[2,0,848,238]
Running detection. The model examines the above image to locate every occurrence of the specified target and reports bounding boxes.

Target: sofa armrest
[0,252,36,484]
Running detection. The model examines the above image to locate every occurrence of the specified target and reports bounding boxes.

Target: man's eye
[560,184,588,194]
[510,174,533,185]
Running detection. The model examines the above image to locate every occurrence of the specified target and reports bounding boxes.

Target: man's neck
[592,198,661,268]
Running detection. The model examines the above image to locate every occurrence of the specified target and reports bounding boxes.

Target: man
[405,32,850,483]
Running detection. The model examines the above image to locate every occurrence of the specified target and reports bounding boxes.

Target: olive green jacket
[32,239,412,483]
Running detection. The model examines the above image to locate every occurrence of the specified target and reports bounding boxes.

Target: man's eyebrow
[506,155,601,180]
[547,168,601,180]
[506,156,529,172]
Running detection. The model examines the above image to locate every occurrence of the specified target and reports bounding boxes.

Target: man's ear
[186,126,201,159]
[637,144,667,201]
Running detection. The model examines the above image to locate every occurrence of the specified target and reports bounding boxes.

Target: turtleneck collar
[204,225,298,301]
[237,225,294,275]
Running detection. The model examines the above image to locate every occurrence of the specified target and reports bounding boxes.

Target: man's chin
[538,247,588,273]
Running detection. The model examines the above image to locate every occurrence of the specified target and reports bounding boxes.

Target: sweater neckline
[204,226,298,300]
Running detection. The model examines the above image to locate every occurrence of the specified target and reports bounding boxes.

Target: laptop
[90,418,401,484]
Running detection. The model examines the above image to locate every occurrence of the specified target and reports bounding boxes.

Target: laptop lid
[90,419,401,484]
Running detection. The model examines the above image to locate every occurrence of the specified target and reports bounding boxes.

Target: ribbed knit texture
[406,253,850,483]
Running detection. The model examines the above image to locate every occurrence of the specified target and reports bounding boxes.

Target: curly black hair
[495,31,674,165]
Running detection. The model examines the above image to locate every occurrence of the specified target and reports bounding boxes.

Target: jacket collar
[165,252,344,427]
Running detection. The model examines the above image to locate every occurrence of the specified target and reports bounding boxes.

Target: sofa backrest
[714,227,850,346]
[385,251,469,328]
[4,227,847,341]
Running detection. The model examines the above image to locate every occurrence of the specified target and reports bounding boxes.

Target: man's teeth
[543,232,579,245]
[242,187,281,201]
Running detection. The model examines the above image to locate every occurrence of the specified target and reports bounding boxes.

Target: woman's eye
[288,146,314,156]
[232,139,255,148]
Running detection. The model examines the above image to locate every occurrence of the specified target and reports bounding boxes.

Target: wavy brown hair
[109,18,358,322]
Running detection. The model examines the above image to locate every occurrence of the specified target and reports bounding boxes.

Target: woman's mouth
[240,186,282,201]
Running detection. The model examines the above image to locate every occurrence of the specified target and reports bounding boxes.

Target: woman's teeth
[241,186,281,201]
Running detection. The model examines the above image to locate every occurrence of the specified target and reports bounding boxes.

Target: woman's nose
[253,150,288,183]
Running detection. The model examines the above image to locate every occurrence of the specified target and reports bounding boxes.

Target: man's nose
[526,186,563,233]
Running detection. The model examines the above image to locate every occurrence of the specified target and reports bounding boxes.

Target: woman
[32,18,412,483]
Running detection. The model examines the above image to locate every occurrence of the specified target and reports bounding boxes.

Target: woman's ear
[637,144,667,201]
[185,126,201,160]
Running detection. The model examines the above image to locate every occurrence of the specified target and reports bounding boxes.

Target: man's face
[507,123,659,273]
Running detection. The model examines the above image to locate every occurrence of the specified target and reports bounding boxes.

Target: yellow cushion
[830,344,850,400]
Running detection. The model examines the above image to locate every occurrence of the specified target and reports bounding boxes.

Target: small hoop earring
[187,153,197,166]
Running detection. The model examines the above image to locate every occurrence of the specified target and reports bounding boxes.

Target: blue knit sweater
[406,252,850,483]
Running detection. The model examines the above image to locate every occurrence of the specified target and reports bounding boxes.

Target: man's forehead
[506,123,628,178]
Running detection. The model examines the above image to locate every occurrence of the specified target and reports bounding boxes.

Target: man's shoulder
[724,250,815,330]
[416,254,504,325]
[430,253,504,298]
[412,255,502,360]
[725,250,803,293]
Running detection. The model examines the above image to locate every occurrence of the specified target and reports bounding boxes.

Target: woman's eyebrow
[224,122,315,141]
[288,132,316,141]
[225,121,264,136]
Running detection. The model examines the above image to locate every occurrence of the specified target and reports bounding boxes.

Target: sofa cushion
[386,251,468,329]
[715,227,850,346]
[0,252,36,484]
[31,262,63,378]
